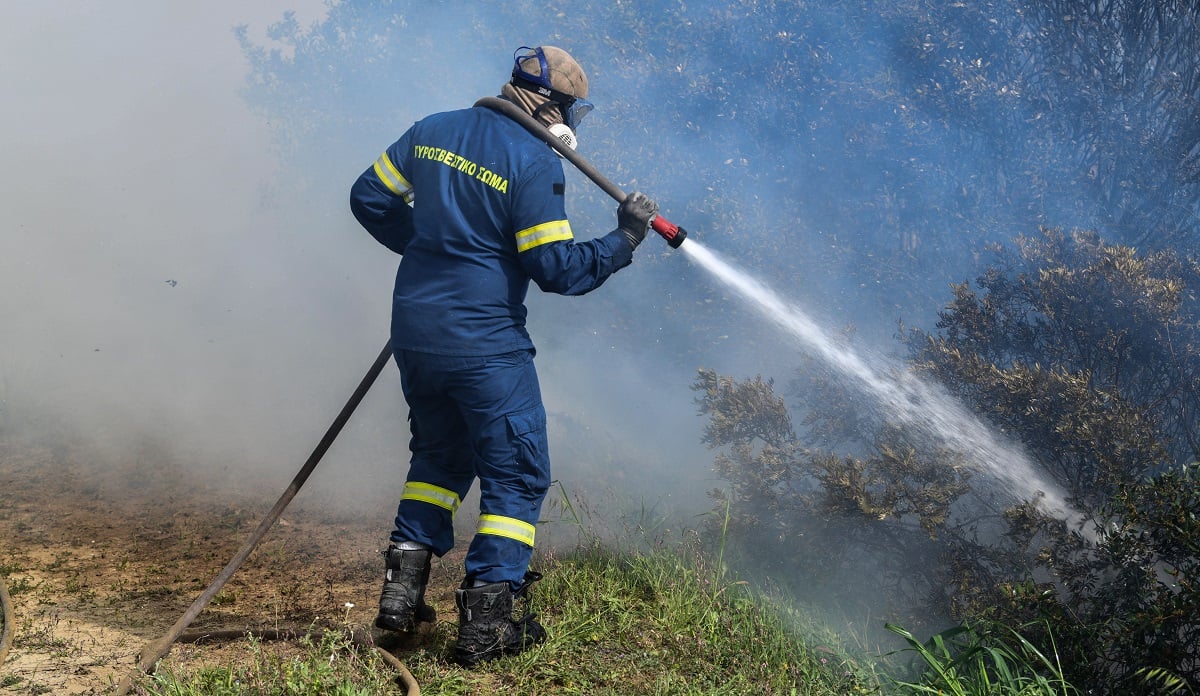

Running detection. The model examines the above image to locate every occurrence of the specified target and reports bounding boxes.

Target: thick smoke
[0,1,354,480]
[0,1,715,524]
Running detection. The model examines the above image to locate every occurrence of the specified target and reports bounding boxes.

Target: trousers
[390,348,550,589]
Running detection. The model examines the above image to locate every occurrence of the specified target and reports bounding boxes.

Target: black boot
[453,572,546,667]
[375,544,436,632]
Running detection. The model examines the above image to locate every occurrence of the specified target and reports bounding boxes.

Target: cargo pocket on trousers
[505,405,550,495]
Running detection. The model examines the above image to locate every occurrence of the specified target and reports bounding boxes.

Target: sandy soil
[0,436,467,695]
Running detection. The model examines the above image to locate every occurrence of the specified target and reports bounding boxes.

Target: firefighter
[349,45,659,666]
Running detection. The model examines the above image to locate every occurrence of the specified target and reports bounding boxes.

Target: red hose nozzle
[651,216,688,249]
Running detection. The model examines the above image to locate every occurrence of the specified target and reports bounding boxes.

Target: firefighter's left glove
[617,191,659,249]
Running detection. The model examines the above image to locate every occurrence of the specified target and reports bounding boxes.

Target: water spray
[476,96,1094,534]
[681,242,1096,540]
[475,97,687,249]
[473,96,1093,536]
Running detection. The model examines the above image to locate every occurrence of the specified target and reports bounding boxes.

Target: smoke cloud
[0,1,715,524]
[0,1,360,477]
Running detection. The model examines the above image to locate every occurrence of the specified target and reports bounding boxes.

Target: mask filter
[547,123,577,155]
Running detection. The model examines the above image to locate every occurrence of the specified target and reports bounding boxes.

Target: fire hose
[175,626,417,690]
[474,96,689,249]
[0,572,13,667]
[114,341,418,696]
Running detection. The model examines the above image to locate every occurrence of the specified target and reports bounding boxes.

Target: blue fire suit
[350,103,635,589]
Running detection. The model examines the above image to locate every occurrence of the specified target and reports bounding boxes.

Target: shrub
[698,230,1200,692]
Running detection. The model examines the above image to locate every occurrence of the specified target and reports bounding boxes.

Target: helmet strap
[531,100,567,127]
[511,74,577,109]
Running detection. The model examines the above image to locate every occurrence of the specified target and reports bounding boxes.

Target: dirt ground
[0,435,468,695]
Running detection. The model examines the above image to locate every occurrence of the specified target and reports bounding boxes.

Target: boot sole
[454,630,545,666]
[375,606,436,632]
[453,647,503,667]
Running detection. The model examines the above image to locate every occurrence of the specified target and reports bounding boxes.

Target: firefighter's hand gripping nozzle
[652,215,688,249]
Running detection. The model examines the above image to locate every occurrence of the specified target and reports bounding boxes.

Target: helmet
[510,45,593,130]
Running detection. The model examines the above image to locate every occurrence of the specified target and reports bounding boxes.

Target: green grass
[449,542,876,695]
[145,631,397,696]
[140,540,877,696]
[140,538,1094,696]
[884,621,1077,696]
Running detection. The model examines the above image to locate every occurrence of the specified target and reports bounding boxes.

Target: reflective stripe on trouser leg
[476,514,536,547]
[401,481,461,515]
[393,474,469,555]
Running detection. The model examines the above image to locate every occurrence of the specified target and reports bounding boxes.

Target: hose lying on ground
[176,625,420,696]
[113,341,400,695]
[0,572,13,667]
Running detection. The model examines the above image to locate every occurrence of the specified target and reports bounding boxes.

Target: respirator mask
[547,123,577,154]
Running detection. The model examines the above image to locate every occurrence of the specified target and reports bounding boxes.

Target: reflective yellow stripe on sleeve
[401,481,461,515]
[515,220,573,252]
[373,151,414,204]
[476,514,536,547]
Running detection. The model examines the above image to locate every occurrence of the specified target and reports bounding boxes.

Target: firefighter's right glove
[617,191,659,249]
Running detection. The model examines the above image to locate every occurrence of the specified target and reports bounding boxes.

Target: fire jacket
[350,104,634,356]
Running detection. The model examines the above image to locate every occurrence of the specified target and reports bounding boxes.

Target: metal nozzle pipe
[475,96,688,249]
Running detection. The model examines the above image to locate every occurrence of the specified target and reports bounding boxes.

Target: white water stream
[680,239,1092,535]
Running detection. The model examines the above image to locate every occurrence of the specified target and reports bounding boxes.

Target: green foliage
[885,621,1077,696]
[512,539,874,695]
[888,1,1200,250]
[699,230,1200,692]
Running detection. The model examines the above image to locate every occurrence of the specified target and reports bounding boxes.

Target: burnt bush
[699,230,1200,691]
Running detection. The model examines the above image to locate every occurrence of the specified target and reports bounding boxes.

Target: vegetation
[143,539,876,696]
[141,534,1134,695]
[145,630,395,696]
[886,621,1077,696]
[145,536,1121,695]
[697,229,1200,694]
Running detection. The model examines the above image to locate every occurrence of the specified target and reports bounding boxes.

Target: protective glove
[617,191,659,249]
